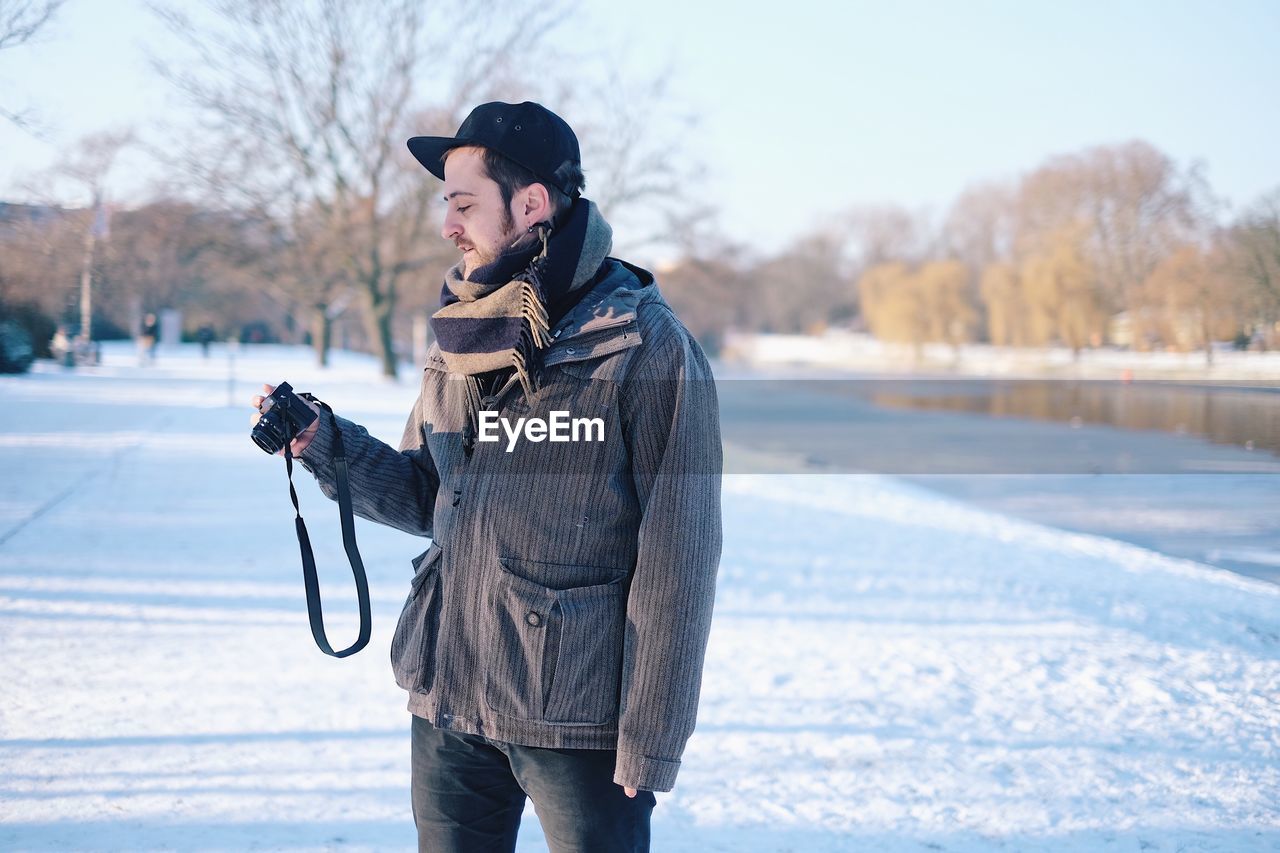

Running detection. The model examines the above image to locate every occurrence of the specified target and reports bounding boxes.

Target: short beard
[464,219,536,277]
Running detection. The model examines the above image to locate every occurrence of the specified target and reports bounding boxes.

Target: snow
[727,329,1280,380]
[2,342,1278,851]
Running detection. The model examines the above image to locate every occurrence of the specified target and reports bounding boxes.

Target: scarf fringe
[509,229,552,400]
[445,221,566,454]
[461,374,483,456]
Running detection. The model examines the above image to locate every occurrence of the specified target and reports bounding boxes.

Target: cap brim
[406,136,460,181]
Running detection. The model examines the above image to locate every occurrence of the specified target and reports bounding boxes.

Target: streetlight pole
[78,210,95,343]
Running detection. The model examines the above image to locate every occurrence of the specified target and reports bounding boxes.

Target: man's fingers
[624,786,637,798]
[251,384,274,411]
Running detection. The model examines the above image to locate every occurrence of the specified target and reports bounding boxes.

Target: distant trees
[0,196,264,342]
[857,260,975,358]
[7,76,1277,364]
[152,0,565,377]
[1140,245,1233,363]
[97,201,262,338]
[842,140,1272,358]
[858,262,923,352]
[648,137,1275,362]
[0,203,81,338]
[1224,190,1280,348]
[144,0,704,376]
[657,252,744,356]
[1013,141,1205,315]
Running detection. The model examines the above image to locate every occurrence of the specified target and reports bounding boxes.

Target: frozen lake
[715,372,1280,586]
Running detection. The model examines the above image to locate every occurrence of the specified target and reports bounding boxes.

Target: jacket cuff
[296,411,338,469]
[613,750,680,793]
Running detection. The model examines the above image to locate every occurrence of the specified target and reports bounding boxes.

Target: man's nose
[441,212,462,242]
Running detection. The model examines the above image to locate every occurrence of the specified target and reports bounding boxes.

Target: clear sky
[2,0,1277,255]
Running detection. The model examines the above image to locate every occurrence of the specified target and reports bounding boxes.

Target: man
[251,101,722,852]
[140,313,159,365]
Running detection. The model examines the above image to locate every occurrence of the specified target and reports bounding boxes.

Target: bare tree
[559,63,712,256]
[856,260,977,360]
[979,262,1023,347]
[0,0,65,129]
[916,259,978,354]
[943,181,1016,341]
[1141,243,1248,364]
[151,0,566,377]
[1017,222,1104,357]
[0,0,60,50]
[657,248,745,354]
[944,181,1017,275]
[0,203,82,332]
[857,262,928,359]
[1014,140,1210,319]
[746,232,856,334]
[841,204,937,269]
[1226,189,1280,348]
[8,130,136,340]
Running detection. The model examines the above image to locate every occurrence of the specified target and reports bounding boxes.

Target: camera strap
[282,400,371,658]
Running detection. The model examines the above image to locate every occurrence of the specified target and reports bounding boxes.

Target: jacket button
[565,347,576,354]
[525,611,542,627]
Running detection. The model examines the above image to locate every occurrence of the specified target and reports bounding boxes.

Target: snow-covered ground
[1,343,1278,852]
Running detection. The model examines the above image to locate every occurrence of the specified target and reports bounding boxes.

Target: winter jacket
[297,259,723,792]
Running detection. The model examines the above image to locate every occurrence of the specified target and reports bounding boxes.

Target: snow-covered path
[2,344,1278,851]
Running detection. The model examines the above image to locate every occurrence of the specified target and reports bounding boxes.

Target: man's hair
[448,145,585,230]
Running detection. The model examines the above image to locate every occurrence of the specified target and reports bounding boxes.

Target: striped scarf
[429,198,613,438]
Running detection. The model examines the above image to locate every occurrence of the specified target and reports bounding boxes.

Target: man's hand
[249,383,321,456]
[623,786,637,798]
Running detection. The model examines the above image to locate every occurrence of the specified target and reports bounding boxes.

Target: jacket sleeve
[614,307,723,792]
[295,376,439,538]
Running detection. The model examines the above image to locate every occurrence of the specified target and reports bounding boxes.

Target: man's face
[440,146,522,277]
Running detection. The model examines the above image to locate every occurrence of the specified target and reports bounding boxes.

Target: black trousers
[410,715,656,853]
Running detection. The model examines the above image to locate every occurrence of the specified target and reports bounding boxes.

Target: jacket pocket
[484,558,627,726]
[390,543,443,694]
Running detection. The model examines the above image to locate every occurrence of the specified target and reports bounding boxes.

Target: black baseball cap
[407,101,582,199]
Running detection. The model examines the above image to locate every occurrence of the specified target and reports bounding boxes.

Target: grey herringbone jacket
[298,260,722,792]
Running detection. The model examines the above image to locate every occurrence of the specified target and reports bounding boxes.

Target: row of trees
[7,141,1275,369]
[846,142,1274,361]
[3,4,1279,371]
[0,0,700,376]
[658,140,1280,363]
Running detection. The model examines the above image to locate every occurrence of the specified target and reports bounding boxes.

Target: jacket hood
[550,258,661,344]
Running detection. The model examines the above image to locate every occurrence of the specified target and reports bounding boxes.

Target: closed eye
[456,205,471,214]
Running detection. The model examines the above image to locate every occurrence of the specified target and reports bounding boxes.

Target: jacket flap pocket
[553,343,638,381]
[498,556,626,593]
[409,543,443,595]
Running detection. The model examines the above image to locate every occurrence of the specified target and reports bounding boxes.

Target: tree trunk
[362,279,398,379]
[1201,304,1214,368]
[374,308,396,378]
[312,305,331,368]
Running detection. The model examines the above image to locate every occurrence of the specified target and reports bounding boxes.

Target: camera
[252,381,319,455]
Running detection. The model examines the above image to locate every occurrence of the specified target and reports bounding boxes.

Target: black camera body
[252,381,318,455]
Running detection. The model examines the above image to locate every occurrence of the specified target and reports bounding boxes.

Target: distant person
[140,313,159,365]
[249,101,722,852]
[196,324,215,358]
[51,325,72,367]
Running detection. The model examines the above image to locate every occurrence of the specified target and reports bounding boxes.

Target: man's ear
[519,183,553,227]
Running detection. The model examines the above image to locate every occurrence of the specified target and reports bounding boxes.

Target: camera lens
[251,409,288,455]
